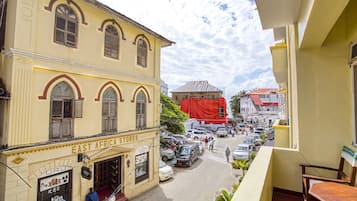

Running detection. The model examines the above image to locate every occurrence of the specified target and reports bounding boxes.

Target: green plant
[260,133,268,141]
[250,151,257,160]
[215,189,233,201]
[232,182,240,193]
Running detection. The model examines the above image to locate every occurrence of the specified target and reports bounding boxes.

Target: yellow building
[0,0,173,201]
[232,0,357,200]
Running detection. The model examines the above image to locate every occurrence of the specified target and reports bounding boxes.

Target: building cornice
[3,48,157,86]
[1,127,160,157]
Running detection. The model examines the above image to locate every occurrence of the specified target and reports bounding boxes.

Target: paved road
[131,134,246,201]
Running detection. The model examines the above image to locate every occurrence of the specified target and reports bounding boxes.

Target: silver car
[160,146,175,161]
[232,144,255,160]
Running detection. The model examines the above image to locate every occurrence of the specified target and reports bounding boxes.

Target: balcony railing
[232,146,273,201]
[232,146,303,201]
[272,119,290,148]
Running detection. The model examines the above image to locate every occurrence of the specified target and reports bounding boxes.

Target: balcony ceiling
[255,0,300,30]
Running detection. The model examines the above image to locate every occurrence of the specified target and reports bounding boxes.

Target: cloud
[98,0,277,115]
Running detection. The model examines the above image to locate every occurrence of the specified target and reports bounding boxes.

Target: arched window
[54,4,78,47]
[102,87,117,133]
[136,91,146,129]
[104,25,119,59]
[137,39,147,67]
[50,81,74,139]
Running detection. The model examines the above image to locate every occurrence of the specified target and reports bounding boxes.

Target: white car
[186,129,208,140]
[216,127,228,137]
[232,144,255,160]
[159,160,174,181]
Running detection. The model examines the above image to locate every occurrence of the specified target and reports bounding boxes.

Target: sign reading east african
[71,135,138,153]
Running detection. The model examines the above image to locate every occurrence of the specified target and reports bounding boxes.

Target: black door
[94,157,122,199]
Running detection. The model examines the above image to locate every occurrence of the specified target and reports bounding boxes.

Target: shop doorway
[94,156,122,200]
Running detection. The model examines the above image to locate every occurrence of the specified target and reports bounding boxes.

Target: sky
[98,0,278,114]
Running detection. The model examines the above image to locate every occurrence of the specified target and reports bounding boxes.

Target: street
[131,135,246,201]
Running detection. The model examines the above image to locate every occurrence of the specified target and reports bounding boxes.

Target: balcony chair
[300,146,357,201]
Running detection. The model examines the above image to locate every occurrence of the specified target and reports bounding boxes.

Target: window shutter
[51,100,63,118]
[109,101,117,117]
[63,99,73,118]
[74,99,83,118]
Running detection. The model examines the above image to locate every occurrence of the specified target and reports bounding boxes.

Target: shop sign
[72,135,138,154]
[81,166,92,180]
[38,170,72,201]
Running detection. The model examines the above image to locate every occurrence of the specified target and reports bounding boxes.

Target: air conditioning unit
[349,41,357,65]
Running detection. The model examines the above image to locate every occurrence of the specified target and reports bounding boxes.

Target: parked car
[216,127,228,137]
[159,160,174,181]
[249,133,262,145]
[192,140,204,155]
[243,136,256,149]
[266,128,275,140]
[171,134,187,144]
[186,129,212,141]
[160,144,176,161]
[232,143,255,160]
[238,123,246,131]
[175,143,200,167]
[162,135,180,145]
[254,127,265,134]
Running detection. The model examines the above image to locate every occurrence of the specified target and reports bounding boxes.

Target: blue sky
[98,0,277,106]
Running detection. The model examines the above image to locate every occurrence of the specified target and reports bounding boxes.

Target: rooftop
[171,81,222,93]
[83,0,175,47]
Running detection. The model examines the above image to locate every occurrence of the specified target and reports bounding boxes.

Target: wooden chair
[300,145,357,201]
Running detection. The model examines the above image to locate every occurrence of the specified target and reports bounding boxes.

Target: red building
[171,81,228,124]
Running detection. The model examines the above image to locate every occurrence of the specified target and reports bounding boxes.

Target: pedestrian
[86,188,99,201]
[204,136,208,148]
[225,146,231,163]
[209,138,215,151]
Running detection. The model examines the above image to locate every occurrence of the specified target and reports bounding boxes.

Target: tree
[160,93,188,134]
[229,90,246,119]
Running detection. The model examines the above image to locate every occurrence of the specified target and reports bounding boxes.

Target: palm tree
[215,189,233,201]
[231,159,250,175]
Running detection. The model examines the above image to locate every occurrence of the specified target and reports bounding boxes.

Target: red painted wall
[180,97,228,124]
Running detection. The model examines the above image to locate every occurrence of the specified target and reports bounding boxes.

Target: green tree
[160,93,188,134]
[229,90,246,119]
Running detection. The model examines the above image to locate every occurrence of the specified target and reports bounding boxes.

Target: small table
[309,182,357,201]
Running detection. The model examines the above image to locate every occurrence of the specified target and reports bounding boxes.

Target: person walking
[204,136,208,148]
[209,138,216,151]
[85,188,99,201]
[225,146,231,163]
[208,139,212,151]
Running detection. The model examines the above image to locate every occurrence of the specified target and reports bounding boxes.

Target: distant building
[171,81,223,105]
[172,81,227,124]
[160,79,168,95]
[240,88,279,125]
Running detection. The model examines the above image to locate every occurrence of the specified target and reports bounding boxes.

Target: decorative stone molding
[38,74,84,100]
[133,34,152,51]
[98,19,126,40]
[130,86,151,103]
[44,0,88,25]
[94,81,124,102]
